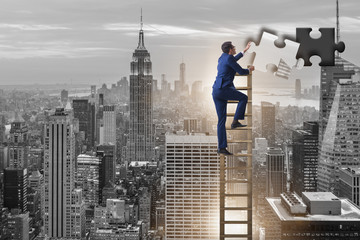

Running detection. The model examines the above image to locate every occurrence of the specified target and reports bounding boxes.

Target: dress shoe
[231,121,247,129]
[217,148,233,155]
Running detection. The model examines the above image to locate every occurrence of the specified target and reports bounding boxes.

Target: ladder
[219,70,252,239]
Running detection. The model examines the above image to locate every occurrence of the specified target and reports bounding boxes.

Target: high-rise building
[261,101,276,147]
[129,17,154,162]
[165,134,219,239]
[318,57,360,194]
[44,108,75,238]
[264,192,360,240]
[8,120,29,168]
[295,79,301,99]
[266,148,285,197]
[339,167,360,207]
[70,189,86,239]
[100,105,116,148]
[3,168,28,212]
[77,154,100,206]
[292,122,319,195]
[73,99,96,149]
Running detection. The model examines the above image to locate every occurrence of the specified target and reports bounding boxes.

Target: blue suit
[212,52,249,149]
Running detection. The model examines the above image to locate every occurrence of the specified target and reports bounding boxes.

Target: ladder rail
[219,71,253,240]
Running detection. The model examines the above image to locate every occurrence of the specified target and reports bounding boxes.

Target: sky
[0,0,359,89]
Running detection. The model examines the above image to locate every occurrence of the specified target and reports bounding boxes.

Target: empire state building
[128,17,154,162]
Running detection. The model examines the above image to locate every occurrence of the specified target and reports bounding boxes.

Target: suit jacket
[213,52,249,89]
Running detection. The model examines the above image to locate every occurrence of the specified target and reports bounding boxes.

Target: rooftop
[302,192,339,202]
[341,166,360,175]
[267,197,360,221]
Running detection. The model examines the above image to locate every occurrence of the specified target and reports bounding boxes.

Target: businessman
[212,41,255,155]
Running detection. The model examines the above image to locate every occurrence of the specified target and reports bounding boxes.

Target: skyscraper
[128,15,154,162]
[261,101,276,147]
[44,108,75,238]
[8,120,29,168]
[318,57,360,194]
[266,147,285,197]
[292,122,319,195]
[165,134,219,239]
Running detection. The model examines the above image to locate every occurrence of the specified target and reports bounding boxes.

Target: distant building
[265,192,360,239]
[292,122,319,195]
[165,134,219,239]
[266,148,285,197]
[261,101,276,146]
[183,118,199,134]
[295,79,301,99]
[61,89,69,103]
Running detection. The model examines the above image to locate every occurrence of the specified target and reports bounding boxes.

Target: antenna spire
[141,8,143,30]
[137,8,145,49]
[336,0,340,57]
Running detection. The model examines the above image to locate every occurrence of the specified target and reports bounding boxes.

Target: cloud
[0,43,127,59]
[104,22,240,38]
[0,24,70,31]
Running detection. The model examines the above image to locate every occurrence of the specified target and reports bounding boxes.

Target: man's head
[221,41,236,55]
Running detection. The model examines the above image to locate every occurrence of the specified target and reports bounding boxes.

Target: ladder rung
[224,167,252,170]
[221,220,249,224]
[221,194,249,197]
[227,139,252,143]
[228,100,252,103]
[233,153,252,157]
[220,180,250,183]
[235,87,251,90]
[219,153,252,157]
[226,127,252,130]
[221,207,252,211]
[220,234,252,238]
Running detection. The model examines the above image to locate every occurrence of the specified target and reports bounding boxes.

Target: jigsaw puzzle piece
[249,31,300,78]
[296,28,345,66]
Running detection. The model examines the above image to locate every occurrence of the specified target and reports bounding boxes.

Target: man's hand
[243,42,251,53]
[249,66,255,72]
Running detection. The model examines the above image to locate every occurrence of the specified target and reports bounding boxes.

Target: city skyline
[0,0,359,89]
